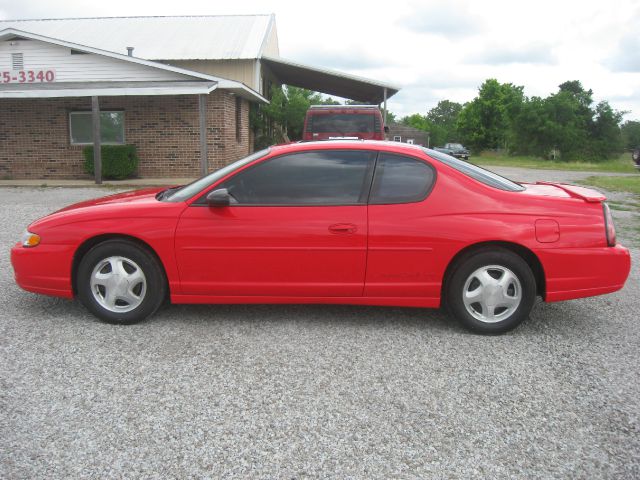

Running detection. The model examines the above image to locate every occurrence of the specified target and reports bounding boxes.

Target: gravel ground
[1,170,639,479]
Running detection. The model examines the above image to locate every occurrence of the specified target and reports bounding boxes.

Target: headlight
[20,230,41,248]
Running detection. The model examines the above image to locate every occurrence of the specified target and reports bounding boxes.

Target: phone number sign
[2,70,56,83]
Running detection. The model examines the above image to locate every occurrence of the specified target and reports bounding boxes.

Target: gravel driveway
[1,170,639,479]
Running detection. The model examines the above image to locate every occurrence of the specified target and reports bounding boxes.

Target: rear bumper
[10,243,74,299]
[539,244,631,302]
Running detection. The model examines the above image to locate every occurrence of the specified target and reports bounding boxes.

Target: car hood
[28,187,173,231]
[53,187,166,213]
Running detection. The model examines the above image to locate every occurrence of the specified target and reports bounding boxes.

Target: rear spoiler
[535,182,606,203]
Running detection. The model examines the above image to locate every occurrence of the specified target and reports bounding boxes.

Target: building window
[11,53,24,70]
[235,96,242,142]
[69,111,125,145]
[393,135,402,142]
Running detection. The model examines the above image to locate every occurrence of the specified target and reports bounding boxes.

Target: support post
[199,94,208,176]
[91,96,102,185]
[383,87,388,125]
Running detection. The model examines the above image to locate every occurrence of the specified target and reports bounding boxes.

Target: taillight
[603,202,616,247]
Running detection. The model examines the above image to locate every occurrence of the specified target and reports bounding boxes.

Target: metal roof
[0,15,275,60]
[261,56,399,104]
[0,28,268,103]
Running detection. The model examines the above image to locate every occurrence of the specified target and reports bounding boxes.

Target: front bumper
[11,243,75,298]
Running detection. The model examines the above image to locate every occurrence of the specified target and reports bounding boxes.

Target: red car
[11,141,631,334]
[302,105,386,141]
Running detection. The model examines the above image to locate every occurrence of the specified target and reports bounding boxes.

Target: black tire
[445,247,536,334]
[77,239,167,324]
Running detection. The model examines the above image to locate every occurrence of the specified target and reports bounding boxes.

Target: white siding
[167,59,258,90]
[0,38,191,82]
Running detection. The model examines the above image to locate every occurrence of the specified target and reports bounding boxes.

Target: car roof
[270,140,426,155]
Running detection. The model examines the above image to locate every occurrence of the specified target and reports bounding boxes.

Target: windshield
[308,114,376,133]
[423,148,524,192]
[164,148,270,202]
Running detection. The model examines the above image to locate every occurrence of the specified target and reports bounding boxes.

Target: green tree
[399,113,445,146]
[381,108,396,125]
[427,100,462,126]
[621,120,640,149]
[426,100,462,142]
[510,80,623,160]
[590,101,624,158]
[401,113,428,130]
[456,79,524,151]
[510,96,550,156]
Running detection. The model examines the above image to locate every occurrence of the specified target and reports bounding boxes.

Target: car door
[365,152,439,299]
[175,149,375,297]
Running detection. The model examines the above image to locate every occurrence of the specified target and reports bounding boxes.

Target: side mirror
[206,188,231,207]
[384,126,390,133]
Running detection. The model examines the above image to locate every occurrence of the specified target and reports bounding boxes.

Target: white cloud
[468,43,555,66]
[398,3,483,37]
[608,34,640,72]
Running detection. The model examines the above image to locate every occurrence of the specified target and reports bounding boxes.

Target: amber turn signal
[21,230,41,248]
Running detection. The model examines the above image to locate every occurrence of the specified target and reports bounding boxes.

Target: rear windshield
[423,148,524,192]
[308,114,375,133]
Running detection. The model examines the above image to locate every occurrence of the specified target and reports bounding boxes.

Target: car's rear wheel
[446,248,536,334]
[77,239,166,324]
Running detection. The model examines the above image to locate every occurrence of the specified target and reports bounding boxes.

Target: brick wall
[0,91,252,179]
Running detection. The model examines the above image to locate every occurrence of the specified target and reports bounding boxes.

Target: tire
[77,239,167,324]
[445,247,536,334]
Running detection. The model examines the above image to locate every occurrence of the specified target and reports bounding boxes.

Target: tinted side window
[221,150,375,205]
[370,154,435,204]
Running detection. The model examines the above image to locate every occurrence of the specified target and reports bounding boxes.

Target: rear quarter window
[370,153,436,204]
[424,148,524,192]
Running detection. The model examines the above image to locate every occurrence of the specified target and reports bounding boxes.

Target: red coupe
[11,141,631,333]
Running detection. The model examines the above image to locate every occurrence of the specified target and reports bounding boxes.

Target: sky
[1,0,639,121]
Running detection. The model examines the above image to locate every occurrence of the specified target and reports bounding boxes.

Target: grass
[579,176,640,195]
[608,201,635,212]
[473,152,637,173]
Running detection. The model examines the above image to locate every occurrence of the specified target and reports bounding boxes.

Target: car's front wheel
[446,248,536,334]
[77,239,167,324]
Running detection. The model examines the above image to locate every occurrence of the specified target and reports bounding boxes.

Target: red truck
[303,105,387,141]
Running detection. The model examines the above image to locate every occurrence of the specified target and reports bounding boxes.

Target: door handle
[328,223,357,234]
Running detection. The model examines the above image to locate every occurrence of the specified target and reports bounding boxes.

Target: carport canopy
[261,56,399,105]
